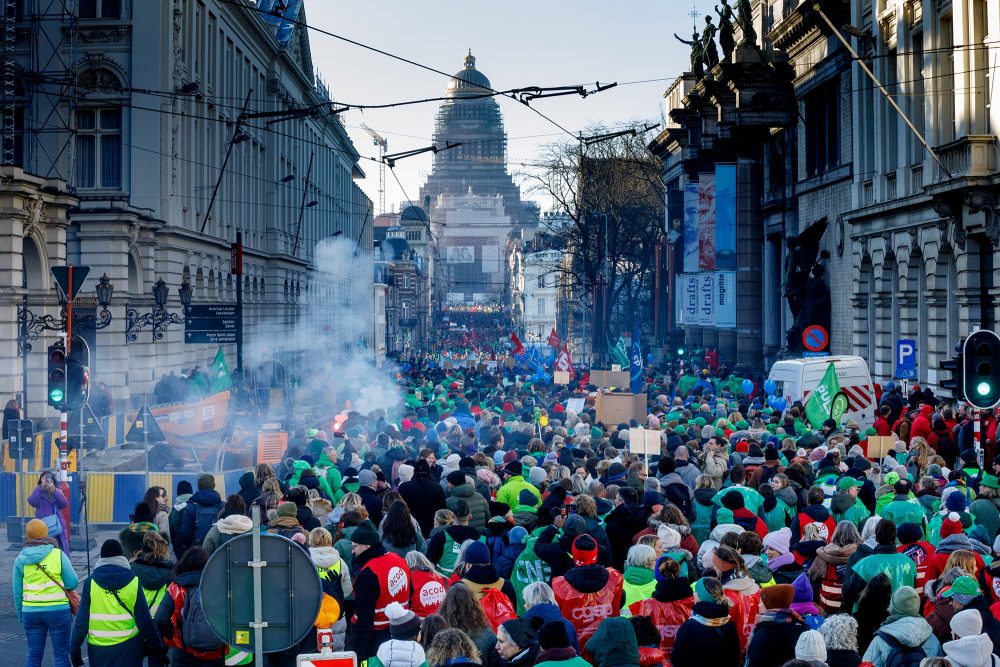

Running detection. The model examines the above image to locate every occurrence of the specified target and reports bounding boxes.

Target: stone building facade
[5,0,373,420]
[652,0,999,390]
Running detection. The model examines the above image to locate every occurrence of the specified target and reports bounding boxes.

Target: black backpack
[877,631,926,667]
[180,587,223,652]
[193,502,218,545]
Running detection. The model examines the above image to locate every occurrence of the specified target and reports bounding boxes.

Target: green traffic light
[677,348,685,356]
[977,382,991,397]
[49,388,65,403]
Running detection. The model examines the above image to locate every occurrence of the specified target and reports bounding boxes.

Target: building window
[537,299,545,315]
[803,78,840,177]
[76,108,122,189]
[78,0,121,19]
[537,275,545,289]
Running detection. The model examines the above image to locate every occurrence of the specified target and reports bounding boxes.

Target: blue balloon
[764,379,777,395]
[646,353,654,365]
[741,379,754,395]
[772,397,787,412]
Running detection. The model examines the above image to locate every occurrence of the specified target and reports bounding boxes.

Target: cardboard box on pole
[590,370,631,389]
[595,393,646,425]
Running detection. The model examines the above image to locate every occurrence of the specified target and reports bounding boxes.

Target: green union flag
[610,336,629,368]
[805,362,841,428]
[209,347,232,393]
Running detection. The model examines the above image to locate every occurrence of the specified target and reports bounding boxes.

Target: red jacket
[911,405,934,441]
[409,568,447,617]
[553,568,623,663]
[627,596,695,659]
[873,417,892,436]
[899,541,936,597]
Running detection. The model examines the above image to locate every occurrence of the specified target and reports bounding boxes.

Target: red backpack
[480,587,516,632]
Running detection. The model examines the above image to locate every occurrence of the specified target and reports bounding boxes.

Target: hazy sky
[305,0,701,214]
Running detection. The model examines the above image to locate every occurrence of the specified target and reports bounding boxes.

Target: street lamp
[125,278,193,343]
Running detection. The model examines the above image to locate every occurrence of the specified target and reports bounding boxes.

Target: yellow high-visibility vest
[87,578,140,646]
[21,549,67,608]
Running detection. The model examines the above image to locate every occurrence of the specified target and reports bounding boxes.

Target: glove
[70,652,84,667]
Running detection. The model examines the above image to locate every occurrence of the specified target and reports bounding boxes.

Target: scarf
[808,542,857,580]
[23,538,59,549]
[692,613,730,627]
[767,552,796,571]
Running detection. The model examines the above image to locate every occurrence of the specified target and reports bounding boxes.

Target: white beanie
[951,609,984,638]
[657,524,682,550]
[529,466,547,485]
[794,630,827,663]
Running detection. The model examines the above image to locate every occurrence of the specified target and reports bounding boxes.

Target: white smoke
[243,235,400,422]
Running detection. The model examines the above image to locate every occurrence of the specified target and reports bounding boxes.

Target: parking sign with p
[895,339,917,379]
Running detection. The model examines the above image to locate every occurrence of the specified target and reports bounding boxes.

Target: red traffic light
[49,348,66,365]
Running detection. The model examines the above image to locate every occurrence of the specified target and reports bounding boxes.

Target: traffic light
[65,358,90,411]
[938,339,964,398]
[963,330,1000,409]
[47,343,67,409]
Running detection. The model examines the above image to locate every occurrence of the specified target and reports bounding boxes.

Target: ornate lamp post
[125,278,193,343]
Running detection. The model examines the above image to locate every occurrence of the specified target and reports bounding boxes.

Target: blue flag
[630,322,643,394]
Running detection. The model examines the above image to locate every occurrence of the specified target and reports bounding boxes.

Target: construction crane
[361,123,388,216]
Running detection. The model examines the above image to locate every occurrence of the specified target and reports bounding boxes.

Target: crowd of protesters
[13,356,1000,667]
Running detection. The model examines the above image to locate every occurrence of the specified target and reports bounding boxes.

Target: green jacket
[497,475,540,511]
[510,533,551,614]
[711,485,764,515]
[852,549,916,596]
[876,489,915,517]
[969,497,1000,544]
[880,496,927,529]
[314,454,344,503]
[536,658,591,667]
[761,498,796,532]
[832,494,871,529]
[289,460,335,500]
[622,566,656,607]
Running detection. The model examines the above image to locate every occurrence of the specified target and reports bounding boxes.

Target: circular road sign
[802,325,829,353]
[201,533,321,654]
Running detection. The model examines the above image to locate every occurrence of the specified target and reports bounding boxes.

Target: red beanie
[941,512,964,538]
[571,534,598,566]
[735,439,750,454]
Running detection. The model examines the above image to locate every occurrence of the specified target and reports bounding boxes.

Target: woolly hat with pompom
[386,601,421,640]
[941,511,964,538]
[794,630,827,662]
[945,488,968,513]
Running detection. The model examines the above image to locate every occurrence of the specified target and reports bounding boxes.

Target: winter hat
[503,450,518,465]
[500,618,535,649]
[945,490,968,513]
[538,620,571,650]
[848,444,866,459]
[446,471,466,487]
[508,526,528,545]
[889,586,921,617]
[397,464,414,484]
[809,447,827,463]
[464,540,492,565]
[386,601,421,640]
[765,447,780,461]
[276,501,298,518]
[794,630,827,663]
[951,609,983,638]
[571,534,599,566]
[529,466,548,485]
[760,584,795,610]
[517,489,538,507]
[563,514,587,537]
[721,490,745,510]
[25,519,48,541]
[100,539,123,558]
[762,527,792,556]
[981,473,1000,490]
[376,639,425,667]
[657,524,682,550]
[885,471,901,486]
[792,572,814,604]
[358,469,377,487]
[941,512,964,538]
[493,451,507,466]
[350,520,381,546]
[735,440,749,454]
[503,461,523,477]
[197,473,216,490]
[897,522,924,545]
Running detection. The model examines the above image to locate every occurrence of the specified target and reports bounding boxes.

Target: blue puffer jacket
[862,615,942,665]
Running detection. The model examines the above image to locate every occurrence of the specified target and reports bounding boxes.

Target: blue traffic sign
[895,338,917,379]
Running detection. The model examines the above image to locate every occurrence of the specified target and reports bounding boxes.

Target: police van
[767,356,877,430]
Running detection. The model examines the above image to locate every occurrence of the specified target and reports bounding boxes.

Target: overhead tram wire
[218,0,590,139]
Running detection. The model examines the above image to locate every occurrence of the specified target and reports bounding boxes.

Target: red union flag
[510,332,524,355]
[548,327,561,349]
[555,344,575,377]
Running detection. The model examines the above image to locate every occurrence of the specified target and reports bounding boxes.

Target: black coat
[670,601,741,667]
[398,474,447,537]
[604,502,647,571]
[744,610,808,667]
[826,648,863,667]
[357,486,384,526]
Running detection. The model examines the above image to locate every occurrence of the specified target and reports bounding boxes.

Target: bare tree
[521,122,664,358]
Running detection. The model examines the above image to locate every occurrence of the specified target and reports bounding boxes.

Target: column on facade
[735,156,764,368]
[0,184,29,410]
[872,294,895,379]
[762,235,782,362]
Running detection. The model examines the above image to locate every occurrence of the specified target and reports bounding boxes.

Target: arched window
[75,68,125,190]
